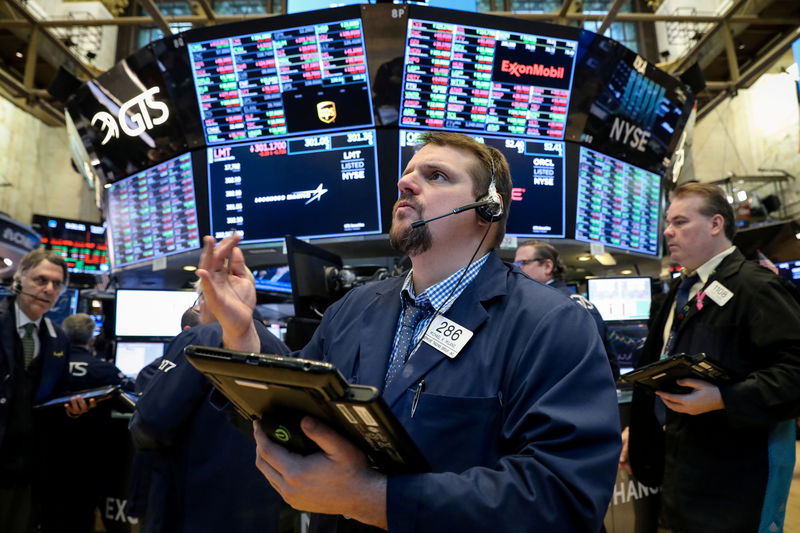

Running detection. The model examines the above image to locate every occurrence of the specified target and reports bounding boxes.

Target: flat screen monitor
[207,129,382,243]
[32,215,109,274]
[90,314,104,337]
[114,289,198,338]
[587,276,652,322]
[399,129,566,238]
[776,259,800,292]
[44,288,80,326]
[253,266,292,295]
[566,31,694,174]
[115,341,166,379]
[185,7,374,145]
[574,146,662,256]
[399,7,579,140]
[106,152,201,269]
[286,235,343,319]
[607,322,648,375]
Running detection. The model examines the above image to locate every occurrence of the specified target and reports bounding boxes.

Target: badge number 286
[423,315,473,359]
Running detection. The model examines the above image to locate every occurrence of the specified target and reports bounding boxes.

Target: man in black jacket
[619,183,800,533]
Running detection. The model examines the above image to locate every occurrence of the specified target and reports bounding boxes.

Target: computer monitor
[32,215,109,274]
[115,341,166,379]
[206,129,382,243]
[587,276,652,322]
[399,7,580,140]
[184,6,374,145]
[253,266,292,295]
[285,235,344,319]
[114,289,198,339]
[44,288,80,326]
[106,152,201,269]
[775,259,800,292]
[606,322,648,375]
[574,146,662,256]
[399,129,566,238]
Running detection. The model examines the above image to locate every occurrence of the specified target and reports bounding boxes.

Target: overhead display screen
[187,17,374,145]
[566,31,694,174]
[207,129,382,243]
[399,16,578,139]
[399,129,565,238]
[32,215,109,274]
[107,152,201,268]
[575,146,661,256]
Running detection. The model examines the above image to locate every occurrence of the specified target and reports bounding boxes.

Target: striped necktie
[22,322,36,369]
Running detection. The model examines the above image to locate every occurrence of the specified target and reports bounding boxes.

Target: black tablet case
[619,352,732,393]
[34,384,119,409]
[184,345,429,474]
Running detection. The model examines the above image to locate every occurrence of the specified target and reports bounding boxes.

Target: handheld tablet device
[618,352,732,394]
[34,385,119,409]
[184,345,429,474]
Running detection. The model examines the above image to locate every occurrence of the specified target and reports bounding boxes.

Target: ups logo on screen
[317,101,337,124]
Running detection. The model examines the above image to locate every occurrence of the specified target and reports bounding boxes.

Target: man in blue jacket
[0,249,92,533]
[514,239,620,379]
[198,132,622,532]
[128,275,290,533]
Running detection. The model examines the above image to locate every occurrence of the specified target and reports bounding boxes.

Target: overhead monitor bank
[65,4,694,271]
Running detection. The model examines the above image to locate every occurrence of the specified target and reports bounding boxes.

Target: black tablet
[184,345,430,474]
[34,385,119,409]
[618,352,732,393]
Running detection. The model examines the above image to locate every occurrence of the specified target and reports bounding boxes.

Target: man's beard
[389,215,433,256]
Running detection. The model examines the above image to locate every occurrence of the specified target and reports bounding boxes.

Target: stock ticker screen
[574,146,661,256]
[400,129,565,238]
[107,153,201,268]
[399,17,578,139]
[187,17,374,145]
[207,129,382,244]
[32,215,109,274]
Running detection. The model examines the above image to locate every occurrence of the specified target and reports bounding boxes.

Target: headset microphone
[12,281,52,303]
[411,199,496,228]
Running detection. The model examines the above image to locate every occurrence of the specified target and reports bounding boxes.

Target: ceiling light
[620,269,633,275]
[15,50,23,59]
[183,265,197,271]
[796,232,800,240]
[736,190,747,202]
[726,195,733,203]
[577,254,592,262]
[2,257,12,266]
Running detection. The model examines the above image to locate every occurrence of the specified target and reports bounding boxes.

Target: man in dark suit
[619,183,800,533]
[0,249,91,532]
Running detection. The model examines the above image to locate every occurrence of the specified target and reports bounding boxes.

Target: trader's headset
[475,155,504,223]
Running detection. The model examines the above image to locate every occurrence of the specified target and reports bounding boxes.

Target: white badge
[423,315,473,359]
[704,280,734,307]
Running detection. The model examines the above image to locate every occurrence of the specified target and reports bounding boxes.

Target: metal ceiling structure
[0,0,798,127]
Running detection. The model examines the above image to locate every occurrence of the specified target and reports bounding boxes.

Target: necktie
[22,323,36,369]
[385,302,429,386]
[674,273,700,319]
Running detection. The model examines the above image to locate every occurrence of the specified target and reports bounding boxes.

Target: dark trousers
[0,484,35,533]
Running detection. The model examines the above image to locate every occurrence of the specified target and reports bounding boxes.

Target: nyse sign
[91,87,170,145]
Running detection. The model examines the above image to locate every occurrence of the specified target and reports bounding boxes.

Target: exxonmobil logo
[500,59,565,79]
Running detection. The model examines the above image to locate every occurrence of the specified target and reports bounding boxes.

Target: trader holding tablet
[620,183,800,533]
[198,132,621,532]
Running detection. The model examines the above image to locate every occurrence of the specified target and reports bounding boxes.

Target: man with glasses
[514,240,619,378]
[0,249,91,532]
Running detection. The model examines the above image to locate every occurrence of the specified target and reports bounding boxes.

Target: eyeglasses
[512,258,543,267]
[29,276,63,290]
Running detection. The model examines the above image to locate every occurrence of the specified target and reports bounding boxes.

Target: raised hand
[196,234,259,352]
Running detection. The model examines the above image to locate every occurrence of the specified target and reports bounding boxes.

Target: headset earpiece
[12,280,22,294]
[476,156,503,223]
